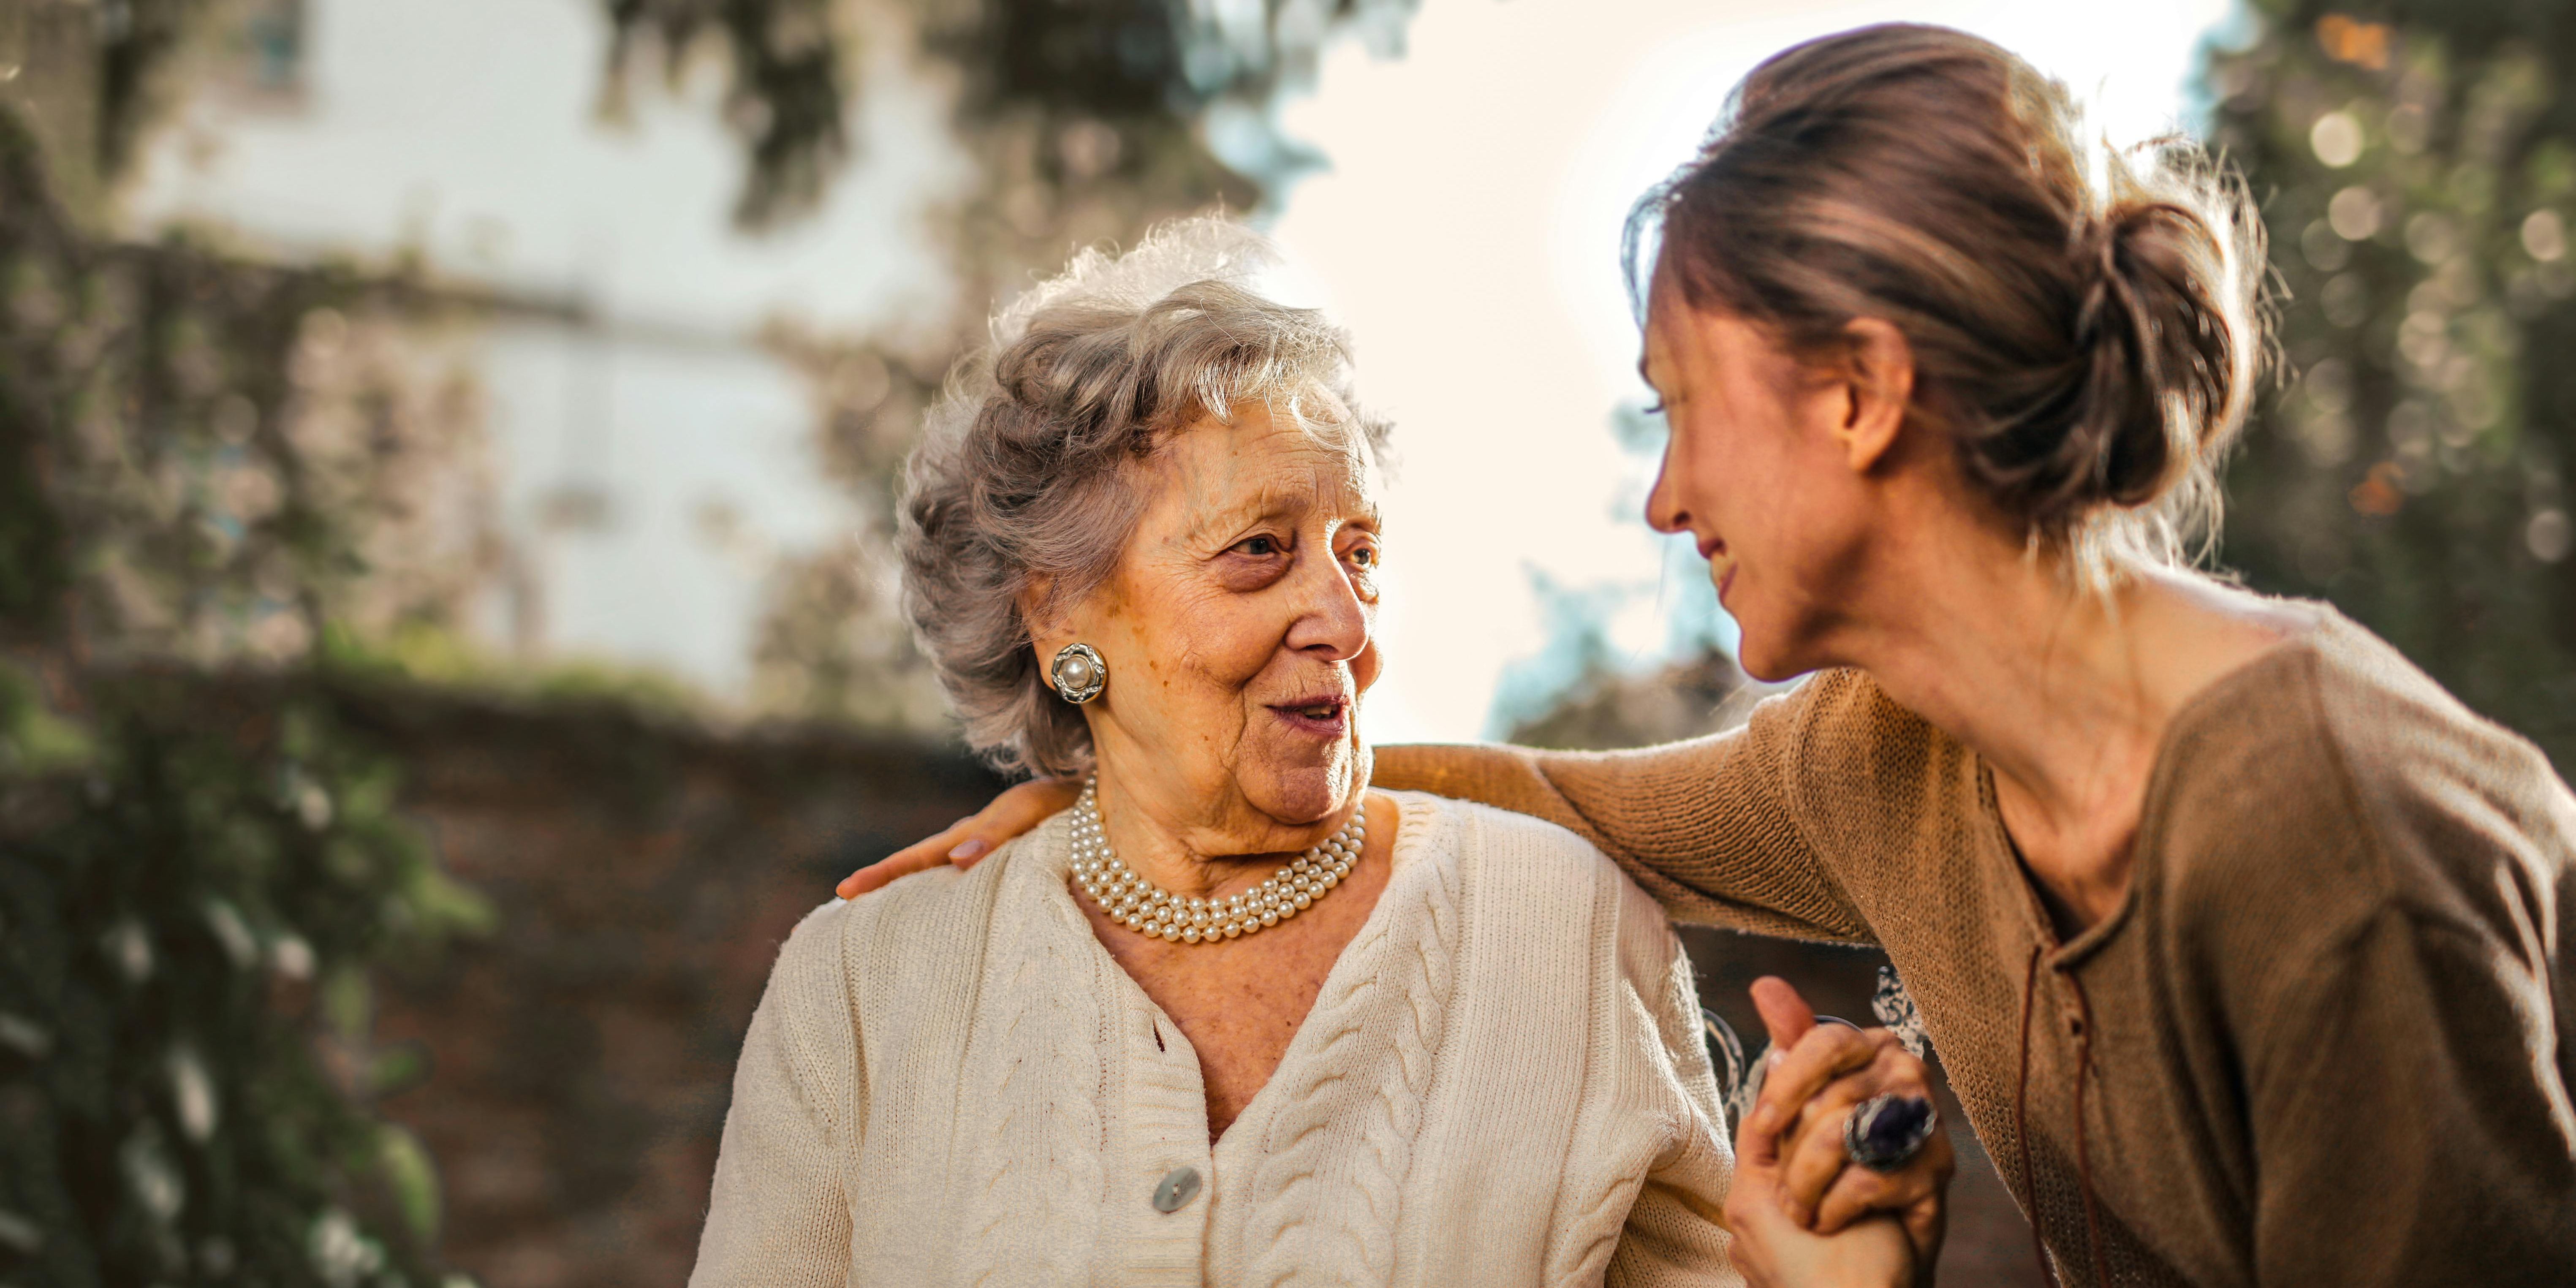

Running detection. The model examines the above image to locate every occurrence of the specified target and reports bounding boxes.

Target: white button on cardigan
[688,791,1742,1287]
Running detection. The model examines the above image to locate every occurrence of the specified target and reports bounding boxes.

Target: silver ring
[1844,1093,1937,1173]
[1050,642,1107,704]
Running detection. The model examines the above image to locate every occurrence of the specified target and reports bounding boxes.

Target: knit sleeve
[2168,637,2576,1288]
[688,906,858,1288]
[1373,679,1870,942]
[1608,917,1746,1288]
[2236,908,2576,1286]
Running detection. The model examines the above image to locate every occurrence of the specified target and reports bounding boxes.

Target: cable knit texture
[1375,606,2576,1288]
[689,791,1739,1288]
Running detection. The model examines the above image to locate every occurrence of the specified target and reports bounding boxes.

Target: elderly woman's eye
[1232,535,1283,557]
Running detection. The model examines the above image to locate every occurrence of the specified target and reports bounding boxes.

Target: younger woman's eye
[1345,543,1377,568]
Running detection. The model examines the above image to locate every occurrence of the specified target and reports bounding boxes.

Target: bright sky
[124,0,2237,736]
[1275,0,2238,744]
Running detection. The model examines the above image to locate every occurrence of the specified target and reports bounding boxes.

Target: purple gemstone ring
[1844,1093,1938,1173]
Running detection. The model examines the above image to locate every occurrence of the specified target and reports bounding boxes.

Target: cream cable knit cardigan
[688,791,1741,1287]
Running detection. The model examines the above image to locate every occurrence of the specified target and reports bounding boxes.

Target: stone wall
[339,685,1001,1287]
[350,681,2038,1286]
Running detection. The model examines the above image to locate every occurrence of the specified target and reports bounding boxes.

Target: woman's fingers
[834,778,1083,899]
[1750,975,1820,1048]
[1776,1042,1938,1220]
[965,777,1083,860]
[1806,1126,1952,1229]
[1808,1125,1953,1274]
[1723,1164,1919,1288]
[1776,1071,1888,1221]
[1748,1017,1889,1140]
[836,819,970,899]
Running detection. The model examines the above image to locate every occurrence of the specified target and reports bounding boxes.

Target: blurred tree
[0,51,494,1276]
[605,0,1417,228]
[36,0,1430,731]
[0,668,489,1285]
[4,0,1435,1279]
[2207,3,2576,766]
[671,0,1422,729]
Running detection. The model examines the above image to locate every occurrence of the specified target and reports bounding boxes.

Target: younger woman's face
[1640,286,1879,682]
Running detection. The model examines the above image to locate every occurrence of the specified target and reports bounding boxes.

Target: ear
[1018,575,1064,690]
[1834,318,1915,474]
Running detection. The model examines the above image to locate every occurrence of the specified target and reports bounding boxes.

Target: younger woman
[851,25,2576,1286]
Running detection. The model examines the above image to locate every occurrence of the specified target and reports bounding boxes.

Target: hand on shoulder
[837,777,1082,899]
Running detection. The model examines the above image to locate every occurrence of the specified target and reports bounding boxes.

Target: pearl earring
[1051,642,1107,704]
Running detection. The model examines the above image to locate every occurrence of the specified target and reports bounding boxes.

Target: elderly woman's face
[1053,402,1382,834]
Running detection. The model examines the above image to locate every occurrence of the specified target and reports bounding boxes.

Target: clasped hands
[837,783,1953,1287]
[1725,975,1954,1288]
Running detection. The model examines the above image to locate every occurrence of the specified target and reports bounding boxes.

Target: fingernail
[949,838,989,861]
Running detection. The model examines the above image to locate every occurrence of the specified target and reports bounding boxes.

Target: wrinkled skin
[1020,402,1402,1140]
[1031,401,1384,864]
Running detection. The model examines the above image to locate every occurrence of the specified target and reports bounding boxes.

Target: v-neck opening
[1209,792,1435,1152]
[1033,791,1436,1152]
[1974,606,2338,967]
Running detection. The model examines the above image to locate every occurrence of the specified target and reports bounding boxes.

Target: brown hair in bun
[1629,23,2266,573]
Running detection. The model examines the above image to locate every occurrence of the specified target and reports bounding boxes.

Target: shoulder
[748,897,872,1051]
[2155,611,2575,947]
[1386,791,1682,978]
[2300,617,2576,924]
[795,809,1072,993]
[770,896,859,995]
[1390,788,1625,891]
[2297,616,2563,804]
[847,807,1068,918]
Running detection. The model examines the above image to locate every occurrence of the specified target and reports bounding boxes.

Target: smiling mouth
[1700,536,1738,598]
[1270,695,1351,734]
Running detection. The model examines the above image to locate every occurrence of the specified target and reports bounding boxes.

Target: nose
[1645,440,1690,535]
[1283,548,1371,662]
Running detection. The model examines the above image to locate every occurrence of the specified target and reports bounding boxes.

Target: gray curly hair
[898,218,1389,777]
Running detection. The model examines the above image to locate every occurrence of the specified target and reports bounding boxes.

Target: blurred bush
[2209,1,2576,766]
[0,669,489,1283]
[0,71,492,1274]
[0,0,1424,1281]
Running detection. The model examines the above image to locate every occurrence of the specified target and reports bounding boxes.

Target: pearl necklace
[1070,779,1364,944]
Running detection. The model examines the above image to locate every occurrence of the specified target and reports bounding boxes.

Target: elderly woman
[846,24,2576,1288]
[687,221,1749,1285]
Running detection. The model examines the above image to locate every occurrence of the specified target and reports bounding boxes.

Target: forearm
[1374,694,1868,943]
[1374,741,1620,846]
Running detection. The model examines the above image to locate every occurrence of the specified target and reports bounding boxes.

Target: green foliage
[95,1,220,182]
[314,622,716,725]
[0,674,489,1284]
[606,0,1417,226]
[0,74,489,1285]
[0,106,341,663]
[602,0,849,227]
[2209,3,2576,764]
[3,1,1440,1279]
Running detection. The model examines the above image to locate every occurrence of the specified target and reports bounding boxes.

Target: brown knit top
[1375,607,2576,1288]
